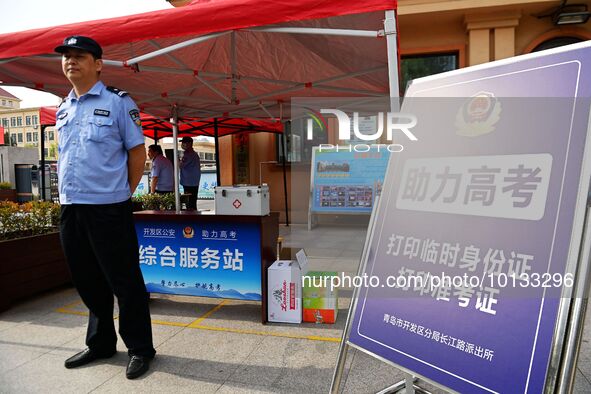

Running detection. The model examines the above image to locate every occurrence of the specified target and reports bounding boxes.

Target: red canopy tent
[39,107,57,127]
[141,115,283,140]
[0,0,400,214]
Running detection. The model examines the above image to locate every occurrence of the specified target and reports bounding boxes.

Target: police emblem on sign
[129,109,141,127]
[455,91,501,137]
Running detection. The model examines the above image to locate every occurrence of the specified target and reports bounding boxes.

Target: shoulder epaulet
[106,86,129,97]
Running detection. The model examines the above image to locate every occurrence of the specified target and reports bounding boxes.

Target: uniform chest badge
[94,109,110,117]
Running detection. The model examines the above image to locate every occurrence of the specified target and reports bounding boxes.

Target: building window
[1,99,5,106]
[49,131,55,140]
[401,52,459,92]
[25,116,31,126]
[1,118,7,127]
[277,120,325,163]
[33,133,38,142]
[532,37,584,52]
[10,117,16,127]
[26,133,32,142]
[17,133,23,143]
[32,115,38,126]
[16,117,22,126]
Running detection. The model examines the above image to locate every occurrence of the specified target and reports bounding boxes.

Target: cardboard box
[215,185,270,215]
[302,271,339,324]
[267,250,308,323]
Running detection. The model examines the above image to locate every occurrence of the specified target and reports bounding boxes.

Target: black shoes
[64,348,116,369]
[65,348,152,379]
[126,355,152,379]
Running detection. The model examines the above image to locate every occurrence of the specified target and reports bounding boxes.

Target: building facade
[0,107,58,161]
[0,87,21,110]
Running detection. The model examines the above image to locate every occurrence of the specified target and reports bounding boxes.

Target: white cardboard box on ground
[267,249,309,323]
[214,185,270,215]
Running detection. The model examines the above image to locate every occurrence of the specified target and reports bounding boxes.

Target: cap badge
[67,38,77,45]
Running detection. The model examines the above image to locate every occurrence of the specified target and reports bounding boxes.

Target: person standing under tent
[54,35,155,379]
[179,136,201,210]
[147,144,174,194]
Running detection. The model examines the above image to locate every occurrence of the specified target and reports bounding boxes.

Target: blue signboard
[311,146,389,214]
[198,170,217,200]
[135,219,262,300]
[348,43,591,393]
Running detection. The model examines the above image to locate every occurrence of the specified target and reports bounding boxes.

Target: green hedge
[0,201,60,241]
[132,193,176,211]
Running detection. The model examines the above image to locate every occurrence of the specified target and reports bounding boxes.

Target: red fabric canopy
[0,0,398,121]
[31,109,280,138]
[141,114,283,140]
[0,0,396,58]
[39,107,57,126]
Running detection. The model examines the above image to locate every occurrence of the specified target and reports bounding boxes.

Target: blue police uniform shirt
[56,81,145,205]
[180,149,201,187]
[151,154,174,191]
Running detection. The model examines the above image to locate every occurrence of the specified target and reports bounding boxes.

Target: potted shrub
[134,193,176,211]
[0,201,69,312]
[0,181,17,202]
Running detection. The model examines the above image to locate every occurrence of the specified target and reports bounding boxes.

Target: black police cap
[55,36,103,59]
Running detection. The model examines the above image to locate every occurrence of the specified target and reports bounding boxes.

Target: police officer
[147,144,174,194]
[54,36,155,379]
[179,136,201,210]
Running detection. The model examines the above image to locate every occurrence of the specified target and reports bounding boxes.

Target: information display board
[347,43,591,393]
[310,146,389,214]
[198,169,217,200]
[136,219,262,301]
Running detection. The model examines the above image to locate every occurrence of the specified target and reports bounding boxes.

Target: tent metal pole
[279,102,288,226]
[40,124,46,201]
[281,131,289,227]
[245,27,379,38]
[126,31,231,65]
[195,75,232,103]
[171,105,181,213]
[231,31,238,104]
[148,40,190,69]
[236,79,254,99]
[101,60,126,67]
[258,103,275,119]
[214,118,221,187]
[384,10,401,98]
[555,205,591,393]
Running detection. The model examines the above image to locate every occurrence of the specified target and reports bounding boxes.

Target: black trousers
[182,185,198,210]
[59,199,156,358]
